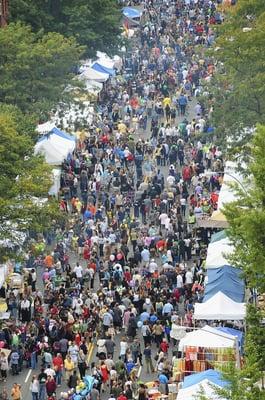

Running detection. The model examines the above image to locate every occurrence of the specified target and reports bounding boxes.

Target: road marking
[25,369,32,383]
[87,343,94,363]
[137,366,142,378]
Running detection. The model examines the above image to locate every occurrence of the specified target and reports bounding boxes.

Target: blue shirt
[162,303,173,315]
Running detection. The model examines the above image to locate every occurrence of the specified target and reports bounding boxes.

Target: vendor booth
[194,292,246,320]
[34,127,76,166]
[173,325,240,379]
[205,236,234,268]
[204,265,245,303]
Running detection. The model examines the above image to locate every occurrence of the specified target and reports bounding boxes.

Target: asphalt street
[2,99,197,399]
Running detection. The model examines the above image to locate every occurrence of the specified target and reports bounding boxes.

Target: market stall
[194,292,246,320]
[203,265,245,303]
[173,326,239,379]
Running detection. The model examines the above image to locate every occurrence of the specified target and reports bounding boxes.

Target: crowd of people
[0,0,232,399]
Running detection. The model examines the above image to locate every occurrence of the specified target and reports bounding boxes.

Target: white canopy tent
[37,121,56,135]
[178,325,237,351]
[205,237,234,268]
[96,51,115,69]
[177,379,225,400]
[79,67,109,83]
[35,130,76,166]
[194,292,246,320]
[217,161,244,210]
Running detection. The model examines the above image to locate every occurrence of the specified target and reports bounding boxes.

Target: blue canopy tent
[216,327,244,352]
[182,369,228,389]
[204,265,245,303]
[122,7,141,19]
[92,62,115,77]
[38,127,76,143]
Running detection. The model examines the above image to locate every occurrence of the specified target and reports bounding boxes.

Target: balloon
[117,253,123,260]
[110,254,115,261]
[0,341,5,348]
[137,321,143,328]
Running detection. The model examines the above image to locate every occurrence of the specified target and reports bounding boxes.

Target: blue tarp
[182,369,227,389]
[92,62,115,76]
[216,327,244,351]
[122,7,141,19]
[203,265,245,303]
[38,127,76,143]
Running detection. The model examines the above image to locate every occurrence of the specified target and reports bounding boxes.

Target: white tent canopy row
[194,292,246,320]
[178,324,239,351]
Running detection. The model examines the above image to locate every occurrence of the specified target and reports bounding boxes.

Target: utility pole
[0,0,8,27]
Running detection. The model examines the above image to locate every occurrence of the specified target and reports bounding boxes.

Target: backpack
[114,270,121,282]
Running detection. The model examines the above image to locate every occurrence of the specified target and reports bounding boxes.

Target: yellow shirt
[64,358,74,371]
[163,97,171,107]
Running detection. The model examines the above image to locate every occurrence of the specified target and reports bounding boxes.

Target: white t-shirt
[185,271,193,284]
[159,213,168,225]
[176,274,183,288]
[74,265,83,278]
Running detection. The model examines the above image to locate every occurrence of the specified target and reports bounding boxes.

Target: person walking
[30,375,39,400]
[0,352,8,382]
[11,384,21,400]
[143,345,154,373]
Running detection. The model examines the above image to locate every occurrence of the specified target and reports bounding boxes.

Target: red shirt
[160,342,169,353]
[52,356,63,371]
[117,395,128,400]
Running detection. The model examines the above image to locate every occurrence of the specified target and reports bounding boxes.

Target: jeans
[39,384,46,400]
[56,370,62,385]
[32,392,39,400]
[31,352,37,369]
[11,364,18,375]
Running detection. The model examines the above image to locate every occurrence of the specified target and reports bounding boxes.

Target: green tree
[0,109,61,262]
[217,125,265,398]
[0,23,83,116]
[224,124,265,292]
[206,1,265,154]
[9,0,122,58]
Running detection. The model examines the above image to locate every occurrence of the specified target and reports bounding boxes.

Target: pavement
[1,96,198,399]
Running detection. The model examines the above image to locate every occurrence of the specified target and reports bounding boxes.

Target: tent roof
[205,237,234,269]
[35,129,76,165]
[210,230,227,243]
[92,62,115,76]
[177,379,225,400]
[179,324,237,350]
[122,7,142,19]
[216,327,244,350]
[37,127,75,143]
[79,67,109,82]
[194,292,246,320]
[204,266,245,303]
[182,369,227,389]
[96,51,115,69]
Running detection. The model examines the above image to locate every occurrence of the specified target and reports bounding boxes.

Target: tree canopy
[9,0,122,58]
[0,23,83,116]
[207,1,265,154]
[0,108,61,262]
